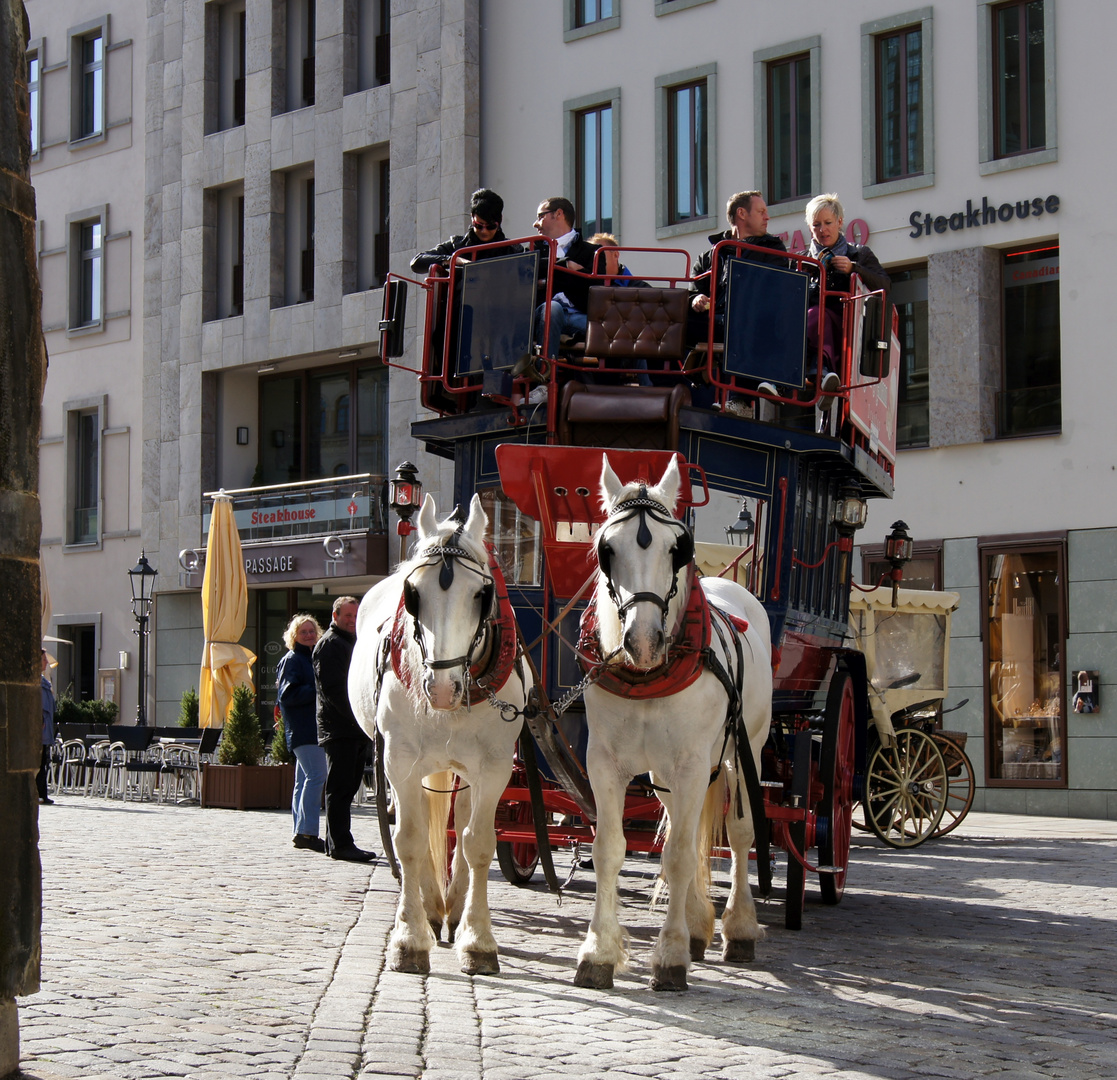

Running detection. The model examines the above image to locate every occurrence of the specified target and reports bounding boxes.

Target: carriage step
[815,865,844,874]
[760,780,783,788]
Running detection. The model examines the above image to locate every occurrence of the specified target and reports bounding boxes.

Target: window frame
[654,64,716,240]
[978,0,1057,174]
[564,0,620,42]
[861,9,934,199]
[26,38,43,159]
[860,541,942,592]
[66,205,107,334]
[753,38,820,216]
[69,16,110,147]
[564,88,621,240]
[979,533,1068,789]
[63,395,107,550]
[889,263,930,450]
[654,0,716,15]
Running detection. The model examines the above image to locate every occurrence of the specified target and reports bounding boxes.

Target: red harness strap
[579,569,742,699]
[390,546,519,697]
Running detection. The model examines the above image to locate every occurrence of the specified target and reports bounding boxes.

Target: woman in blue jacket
[277,614,327,851]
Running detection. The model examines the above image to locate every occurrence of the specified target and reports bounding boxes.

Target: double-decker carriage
[378,229,902,932]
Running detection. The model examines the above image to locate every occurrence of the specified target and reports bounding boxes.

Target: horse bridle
[595,485,695,624]
[401,528,495,676]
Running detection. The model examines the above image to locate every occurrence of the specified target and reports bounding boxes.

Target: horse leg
[650,777,705,992]
[684,778,722,962]
[575,767,629,990]
[445,784,472,945]
[453,759,511,976]
[385,773,438,974]
[720,760,765,963]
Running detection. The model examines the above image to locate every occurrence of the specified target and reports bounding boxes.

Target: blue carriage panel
[454,250,540,381]
[722,259,810,390]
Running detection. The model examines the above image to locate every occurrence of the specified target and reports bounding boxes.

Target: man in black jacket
[314,595,375,862]
[688,191,788,413]
[533,196,600,360]
[409,188,515,273]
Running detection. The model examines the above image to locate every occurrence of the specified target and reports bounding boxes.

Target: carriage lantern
[388,461,424,563]
[884,519,914,607]
[724,498,755,545]
[830,488,868,585]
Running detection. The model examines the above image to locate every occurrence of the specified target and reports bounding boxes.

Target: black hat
[470,188,503,224]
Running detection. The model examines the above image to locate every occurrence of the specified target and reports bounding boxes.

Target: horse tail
[423,769,453,908]
[697,769,728,899]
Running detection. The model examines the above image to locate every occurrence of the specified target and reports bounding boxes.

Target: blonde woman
[277,614,327,852]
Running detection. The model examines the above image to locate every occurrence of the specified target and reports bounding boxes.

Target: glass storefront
[983,543,1066,784]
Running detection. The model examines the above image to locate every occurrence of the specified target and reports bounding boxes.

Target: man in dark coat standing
[38,650,55,805]
[314,596,375,862]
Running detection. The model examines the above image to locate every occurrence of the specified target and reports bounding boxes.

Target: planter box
[201,763,296,810]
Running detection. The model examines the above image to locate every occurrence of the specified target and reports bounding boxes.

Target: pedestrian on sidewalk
[277,614,327,852]
[314,596,376,862]
[38,649,56,805]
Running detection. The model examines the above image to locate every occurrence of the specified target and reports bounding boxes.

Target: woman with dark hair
[409,188,517,272]
[277,614,327,852]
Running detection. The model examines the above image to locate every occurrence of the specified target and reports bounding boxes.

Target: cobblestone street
[16,798,1117,1080]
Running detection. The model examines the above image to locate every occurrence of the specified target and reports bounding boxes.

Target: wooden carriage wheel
[930,732,975,838]
[496,800,540,885]
[818,672,856,904]
[863,727,947,848]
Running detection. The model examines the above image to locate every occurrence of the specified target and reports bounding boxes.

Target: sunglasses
[472,218,499,231]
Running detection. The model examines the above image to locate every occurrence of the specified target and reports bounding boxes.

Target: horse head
[400,493,494,711]
[595,454,694,669]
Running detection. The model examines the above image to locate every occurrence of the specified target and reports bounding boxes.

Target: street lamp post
[387,461,424,566]
[127,551,158,725]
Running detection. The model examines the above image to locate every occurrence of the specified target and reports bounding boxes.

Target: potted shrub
[200,684,296,810]
[179,687,200,728]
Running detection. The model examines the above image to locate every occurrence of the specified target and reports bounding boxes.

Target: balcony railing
[203,473,389,543]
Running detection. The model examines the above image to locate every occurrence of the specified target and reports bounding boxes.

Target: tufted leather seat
[583,286,688,366]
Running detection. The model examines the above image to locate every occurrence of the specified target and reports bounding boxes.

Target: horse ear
[600,454,624,511]
[653,455,682,513]
[462,493,488,546]
[416,493,438,541]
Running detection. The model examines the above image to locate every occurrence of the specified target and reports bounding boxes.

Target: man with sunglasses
[410,188,515,273]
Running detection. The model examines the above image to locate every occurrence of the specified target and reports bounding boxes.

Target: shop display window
[983,542,1066,785]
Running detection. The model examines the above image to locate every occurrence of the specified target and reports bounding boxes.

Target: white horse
[349,493,529,976]
[575,454,773,991]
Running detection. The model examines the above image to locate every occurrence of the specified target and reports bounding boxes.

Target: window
[876,26,923,181]
[891,266,929,448]
[214,1,246,132]
[998,244,1060,438]
[285,0,316,112]
[56,623,98,701]
[767,54,810,204]
[68,211,105,330]
[259,363,389,485]
[213,184,245,319]
[754,39,819,212]
[354,0,391,90]
[993,1,1046,158]
[656,64,716,237]
[65,400,104,547]
[282,167,314,306]
[978,0,1055,173]
[73,27,104,141]
[982,540,1066,786]
[576,104,613,237]
[564,0,619,40]
[862,544,941,592]
[27,46,41,156]
[576,0,614,25]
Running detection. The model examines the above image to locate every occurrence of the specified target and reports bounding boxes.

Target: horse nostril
[653,630,665,654]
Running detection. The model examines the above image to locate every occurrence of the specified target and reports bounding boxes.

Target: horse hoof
[447,922,458,946]
[390,947,431,975]
[461,950,500,976]
[723,939,756,964]
[574,961,614,989]
[429,918,443,942]
[650,965,688,992]
[689,937,707,962]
